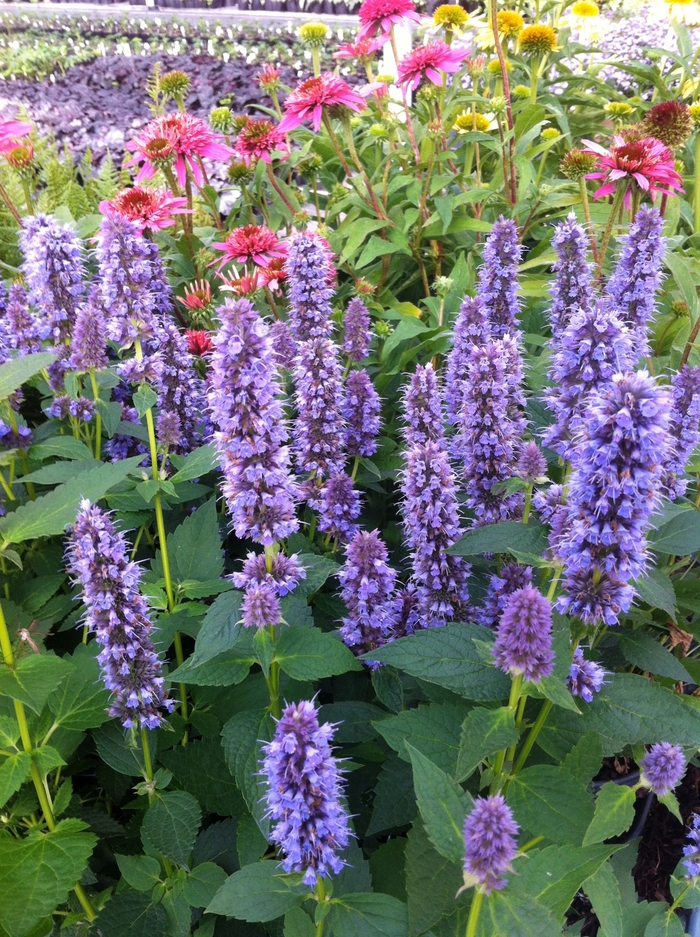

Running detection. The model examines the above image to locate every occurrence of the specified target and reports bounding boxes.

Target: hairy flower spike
[339,529,397,661]
[66,500,174,729]
[317,472,362,543]
[492,586,555,682]
[342,297,372,363]
[261,700,351,885]
[475,563,533,629]
[286,232,336,341]
[478,218,522,338]
[444,296,490,425]
[403,363,444,446]
[147,316,205,453]
[70,286,108,373]
[293,337,346,479]
[343,369,382,458]
[4,283,41,355]
[232,551,305,596]
[463,795,519,894]
[516,442,547,483]
[208,298,298,545]
[640,742,685,796]
[567,647,606,702]
[549,214,594,334]
[683,816,700,878]
[665,365,700,499]
[241,582,281,629]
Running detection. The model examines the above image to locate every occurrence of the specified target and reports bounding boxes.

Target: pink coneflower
[582,135,684,208]
[258,257,288,292]
[177,279,213,316]
[278,74,371,133]
[185,330,213,356]
[126,113,233,187]
[221,272,261,296]
[99,186,190,233]
[358,0,422,39]
[211,225,286,272]
[0,120,32,155]
[397,41,470,90]
[257,64,281,92]
[334,36,389,60]
[235,119,289,166]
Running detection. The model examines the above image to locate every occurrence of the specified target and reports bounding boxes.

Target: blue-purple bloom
[478,217,522,338]
[556,370,672,625]
[269,319,297,371]
[317,472,362,543]
[516,442,546,483]
[48,395,95,422]
[444,296,490,425]
[285,231,335,341]
[492,586,555,683]
[261,700,351,885]
[605,205,664,360]
[69,286,108,373]
[293,337,346,479]
[543,300,633,459]
[463,794,519,894]
[148,316,205,453]
[403,363,444,446]
[232,550,306,596]
[401,439,471,627]
[343,369,382,458]
[549,213,593,335]
[475,563,533,629]
[665,365,700,500]
[4,283,41,355]
[683,815,700,878]
[640,742,685,796]
[342,297,371,363]
[208,298,299,545]
[241,582,281,629]
[567,648,606,703]
[20,213,86,342]
[66,499,174,729]
[338,528,397,660]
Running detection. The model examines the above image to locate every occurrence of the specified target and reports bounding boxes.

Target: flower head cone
[126,112,233,187]
[208,298,299,544]
[463,795,519,894]
[212,226,285,274]
[286,231,336,341]
[549,213,594,335]
[640,742,685,796]
[444,296,490,425]
[261,700,352,885]
[100,187,190,234]
[293,337,346,479]
[403,363,445,447]
[477,217,522,339]
[358,0,422,39]
[66,499,174,729]
[583,136,683,210]
[343,369,382,458]
[397,42,470,90]
[235,118,288,166]
[665,365,700,500]
[338,529,398,660]
[642,100,693,149]
[278,74,370,133]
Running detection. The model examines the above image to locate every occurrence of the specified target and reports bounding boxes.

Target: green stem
[312,47,321,78]
[579,178,600,265]
[315,875,326,937]
[21,178,34,216]
[511,699,553,777]
[351,456,360,481]
[522,484,533,525]
[695,134,700,236]
[0,180,21,224]
[465,890,484,937]
[491,674,523,785]
[141,728,154,783]
[529,56,540,104]
[597,184,627,277]
[89,371,102,461]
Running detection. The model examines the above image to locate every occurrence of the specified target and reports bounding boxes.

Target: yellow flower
[433,4,469,29]
[519,24,558,56]
[497,10,525,36]
[487,57,512,74]
[604,101,635,119]
[690,104,700,126]
[453,111,494,133]
[513,84,531,98]
[298,22,328,47]
[541,127,560,140]
[571,0,599,16]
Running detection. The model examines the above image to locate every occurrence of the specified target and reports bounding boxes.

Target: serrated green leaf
[206,862,302,922]
[584,861,624,937]
[404,819,464,937]
[406,743,470,866]
[480,888,562,937]
[0,752,31,809]
[0,655,73,715]
[29,437,94,463]
[141,791,202,868]
[650,509,700,555]
[633,569,677,622]
[366,755,416,837]
[326,893,408,937]
[95,891,168,937]
[275,627,362,680]
[295,554,339,598]
[167,499,223,585]
[0,352,57,401]
[47,643,110,730]
[618,632,691,682]
[561,732,603,785]
[133,385,158,419]
[187,591,245,668]
[455,706,518,782]
[159,738,245,818]
[115,854,161,892]
[183,863,227,908]
[448,522,549,557]
[284,907,315,937]
[374,702,468,775]
[221,708,271,839]
[507,765,594,845]
[170,443,218,483]
[583,783,637,846]
[0,715,19,747]
[644,911,686,937]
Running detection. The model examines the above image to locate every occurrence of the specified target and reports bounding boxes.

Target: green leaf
[47,643,110,730]
[95,891,168,937]
[406,742,470,866]
[633,569,677,622]
[366,755,416,837]
[206,862,302,922]
[29,437,94,462]
[187,591,244,668]
[0,819,97,937]
[94,721,151,776]
[284,907,315,937]
[183,863,227,908]
[168,499,223,585]
[141,791,202,867]
[0,752,31,809]
[0,716,19,747]
[115,854,162,892]
[455,706,519,782]
[650,509,700,555]
[371,666,404,713]
[448,522,549,557]
[404,819,463,937]
[22,460,98,487]
[295,554,339,598]
[583,783,637,846]
[364,623,510,701]
[374,702,468,775]
[0,455,144,544]
[584,862,624,937]
[618,632,692,682]
[221,708,271,839]
[169,646,254,687]
[644,911,686,937]
[159,738,245,818]
[133,384,158,418]
[562,732,604,786]
[327,894,408,937]
[357,235,409,269]
[480,889,562,937]
[319,702,386,742]
[170,443,219,483]
[507,765,594,845]
[0,352,57,401]
[664,252,698,316]
[0,655,73,715]
[96,399,123,438]
[275,627,362,680]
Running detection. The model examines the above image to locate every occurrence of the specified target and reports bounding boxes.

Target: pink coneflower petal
[100,186,191,234]
[358,0,422,38]
[211,225,286,273]
[582,135,683,204]
[397,41,469,89]
[0,120,33,154]
[278,74,369,133]
[235,119,288,166]
[126,113,233,187]
[334,35,389,59]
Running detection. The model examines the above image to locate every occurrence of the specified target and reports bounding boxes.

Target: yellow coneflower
[497,10,525,36]
[519,24,558,56]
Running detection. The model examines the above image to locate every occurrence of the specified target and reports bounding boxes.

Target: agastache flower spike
[640,743,685,796]
[343,369,382,458]
[492,586,555,682]
[268,320,297,371]
[402,363,445,446]
[338,528,397,661]
[567,648,606,702]
[4,283,41,355]
[66,499,174,729]
[317,472,362,543]
[342,297,372,363]
[293,337,346,479]
[665,365,700,500]
[232,551,306,596]
[69,286,108,373]
[444,295,490,425]
[463,795,519,894]
[477,217,522,338]
[683,816,700,878]
[147,316,205,453]
[285,232,336,341]
[261,700,352,885]
[241,583,281,629]
[401,439,471,627]
[475,563,533,629]
[208,298,299,544]
[549,213,594,334]
[605,205,665,360]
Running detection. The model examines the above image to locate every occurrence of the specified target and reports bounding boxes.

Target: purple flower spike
[640,742,685,796]
[683,816,700,878]
[261,700,351,885]
[401,439,471,627]
[549,213,593,335]
[342,297,371,363]
[285,231,336,341]
[492,586,554,683]
[445,295,490,425]
[241,582,281,629]
[567,648,606,703]
[4,283,41,355]
[463,794,519,894]
[269,320,298,371]
[338,528,397,661]
[343,369,382,458]
[21,213,86,343]
[556,371,672,625]
[317,472,362,543]
[70,286,108,373]
[474,563,533,629]
[208,298,299,545]
[293,337,346,479]
[478,217,522,338]
[403,363,444,446]
[66,499,174,729]
[232,551,306,596]
[148,316,205,453]
[605,205,665,360]
[516,442,547,483]
[665,365,700,500]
